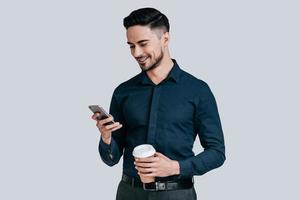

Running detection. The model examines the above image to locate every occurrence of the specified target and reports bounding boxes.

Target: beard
[139,49,164,72]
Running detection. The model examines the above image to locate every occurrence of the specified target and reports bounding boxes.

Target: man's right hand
[91,113,123,145]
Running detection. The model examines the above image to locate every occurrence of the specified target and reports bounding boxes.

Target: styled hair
[123,7,170,32]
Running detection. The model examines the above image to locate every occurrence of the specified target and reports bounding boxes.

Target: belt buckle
[156,182,166,191]
[143,182,166,191]
[143,183,156,191]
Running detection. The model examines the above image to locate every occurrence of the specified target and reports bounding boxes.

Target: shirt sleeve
[98,92,127,166]
[178,83,226,178]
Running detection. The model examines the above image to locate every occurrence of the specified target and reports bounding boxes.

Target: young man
[92,7,226,200]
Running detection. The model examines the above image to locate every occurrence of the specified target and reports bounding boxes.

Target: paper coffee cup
[132,144,156,183]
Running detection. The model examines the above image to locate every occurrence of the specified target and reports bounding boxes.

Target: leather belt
[121,173,194,191]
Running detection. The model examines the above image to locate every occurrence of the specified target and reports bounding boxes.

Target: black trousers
[116,180,197,200]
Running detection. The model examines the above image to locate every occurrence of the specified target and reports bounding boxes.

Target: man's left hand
[134,152,180,177]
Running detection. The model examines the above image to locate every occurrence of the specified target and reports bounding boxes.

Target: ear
[162,32,170,47]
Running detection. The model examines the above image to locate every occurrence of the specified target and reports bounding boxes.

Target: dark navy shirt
[99,59,225,180]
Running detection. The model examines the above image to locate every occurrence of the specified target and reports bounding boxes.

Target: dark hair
[123,7,170,32]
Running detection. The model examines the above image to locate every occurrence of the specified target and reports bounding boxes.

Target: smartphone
[88,105,115,125]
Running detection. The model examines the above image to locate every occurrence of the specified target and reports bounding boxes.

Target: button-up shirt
[99,59,225,180]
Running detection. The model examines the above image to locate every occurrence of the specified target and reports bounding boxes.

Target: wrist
[172,160,180,175]
[101,136,111,145]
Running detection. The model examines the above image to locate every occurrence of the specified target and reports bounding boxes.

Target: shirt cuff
[99,137,118,161]
[99,137,112,151]
[178,159,193,178]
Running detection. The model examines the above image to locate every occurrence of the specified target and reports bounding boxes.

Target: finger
[96,120,102,128]
[99,116,114,126]
[135,156,159,163]
[134,161,156,168]
[138,172,157,177]
[105,122,120,130]
[111,124,123,132]
[136,166,155,173]
[154,152,167,158]
[91,113,100,120]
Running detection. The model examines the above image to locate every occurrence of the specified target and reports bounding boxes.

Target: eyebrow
[127,39,149,45]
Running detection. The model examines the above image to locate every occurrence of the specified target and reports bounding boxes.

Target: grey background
[0,0,299,199]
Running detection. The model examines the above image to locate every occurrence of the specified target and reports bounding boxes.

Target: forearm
[179,148,225,178]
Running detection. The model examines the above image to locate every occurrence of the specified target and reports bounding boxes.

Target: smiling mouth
[137,57,149,64]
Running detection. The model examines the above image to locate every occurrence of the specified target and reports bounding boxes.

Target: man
[92,7,226,200]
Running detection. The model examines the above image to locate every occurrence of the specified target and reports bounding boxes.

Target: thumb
[155,152,168,158]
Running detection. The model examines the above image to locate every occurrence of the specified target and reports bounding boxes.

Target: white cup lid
[132,144,156,158]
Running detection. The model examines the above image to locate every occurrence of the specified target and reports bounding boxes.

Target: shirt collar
[138,59,182,85]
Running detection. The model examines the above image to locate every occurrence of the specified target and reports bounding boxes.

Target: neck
[146,56,174,85]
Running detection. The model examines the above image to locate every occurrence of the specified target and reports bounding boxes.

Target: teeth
[138,57,148,62]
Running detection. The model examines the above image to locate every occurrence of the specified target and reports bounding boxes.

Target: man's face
[126,25,167,71]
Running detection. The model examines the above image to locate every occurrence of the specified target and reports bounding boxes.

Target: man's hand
[134,152,180,177]
[91,113,122,144]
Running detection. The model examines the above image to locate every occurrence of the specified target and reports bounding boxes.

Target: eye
[140,43,147,47]
[129,45,135,49]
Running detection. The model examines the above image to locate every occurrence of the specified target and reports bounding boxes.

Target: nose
[132,46,143,58]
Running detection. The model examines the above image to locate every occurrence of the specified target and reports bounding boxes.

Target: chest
[121,85,196,128]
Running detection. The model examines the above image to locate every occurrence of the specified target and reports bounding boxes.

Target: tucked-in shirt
[99,59,225,180]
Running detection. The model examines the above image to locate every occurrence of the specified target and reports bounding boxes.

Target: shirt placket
[146,85,161,146]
